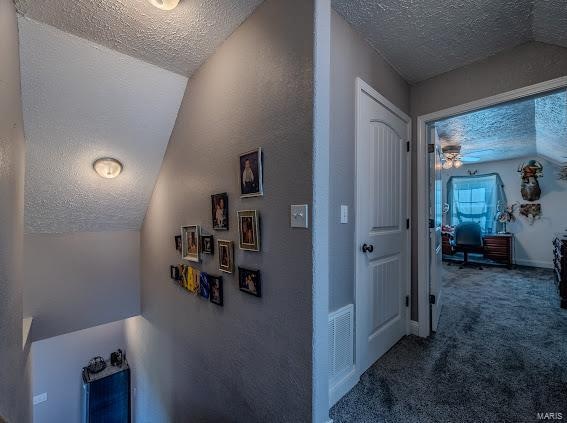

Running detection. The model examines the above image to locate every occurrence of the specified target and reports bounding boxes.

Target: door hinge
[427,143,435,154]
[405,295,409,307]
[406,141,410,152]
[429,294,436,305]
[406,218,410,230]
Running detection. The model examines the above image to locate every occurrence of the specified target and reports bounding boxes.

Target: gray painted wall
[0,0,30,421]
[31,319,127,423]
[329,11,410,312]
[127,0,315,421]
[409,41,567,320]
[24,231,140,341]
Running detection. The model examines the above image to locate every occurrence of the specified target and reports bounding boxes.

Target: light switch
[290,204,309,228]
[340,205,348,224]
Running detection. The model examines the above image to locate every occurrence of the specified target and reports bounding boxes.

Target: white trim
[416,76,567,338]
[312,0,331,421]
[515,259,553,269]
[409,320,420,336]
[355,77,412,377]
[329,367,359,407]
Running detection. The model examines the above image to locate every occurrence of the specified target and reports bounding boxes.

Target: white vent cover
[328,304,354,384]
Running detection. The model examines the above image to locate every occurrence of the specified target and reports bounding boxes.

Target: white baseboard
[409,320,420,336]
[515,259,553,269]
[329,367,358,407]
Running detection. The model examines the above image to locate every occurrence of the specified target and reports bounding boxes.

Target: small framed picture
[238,267,261,297]
[201,235,214,255]
[237,210,260,251]
[181,225,200,262]
[170,265,180,281]
[199,272,210,299]
[174,235,182,253]
[239,148,263,197]
[217,240,234,274]
[209,275,223,306]
[211,193,229,230]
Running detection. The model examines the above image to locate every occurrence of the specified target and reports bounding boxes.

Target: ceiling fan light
[442,160,453,170]
[454,159,463,168]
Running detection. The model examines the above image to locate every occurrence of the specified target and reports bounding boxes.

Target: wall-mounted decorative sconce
[147,0,180,10]
[93,158,123,179]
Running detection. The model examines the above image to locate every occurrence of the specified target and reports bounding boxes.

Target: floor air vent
[328,304,354,384]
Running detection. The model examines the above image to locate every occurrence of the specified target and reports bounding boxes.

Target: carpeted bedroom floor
[330,264,567,423]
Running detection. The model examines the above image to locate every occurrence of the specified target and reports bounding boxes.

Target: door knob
[362,243,374,253]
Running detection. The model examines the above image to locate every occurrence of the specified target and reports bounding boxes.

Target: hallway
[330,264,567,422]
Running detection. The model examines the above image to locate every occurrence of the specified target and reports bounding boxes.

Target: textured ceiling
[435,89,567,165]
[20,18,188,233]
[332,0,567,83]
[15,0,264,77]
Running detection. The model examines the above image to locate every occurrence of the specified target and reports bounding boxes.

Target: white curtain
[447,174,506,234]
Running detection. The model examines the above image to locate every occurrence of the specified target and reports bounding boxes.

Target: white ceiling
[15,0,263,77]
[332,0,567,83]
[20,17,188,233]
[435,89,567,165]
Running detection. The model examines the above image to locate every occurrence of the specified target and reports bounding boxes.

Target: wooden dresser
[553,234,567,309]
[483,233,514,268]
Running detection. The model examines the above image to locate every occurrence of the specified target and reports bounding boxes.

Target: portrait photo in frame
[181,225,200,262]
[217,239,234,274]
[237,210,260,251]
[239,148,263,198]
[209,275,223,306]
[238,267,261,297]
[211,193,229,230]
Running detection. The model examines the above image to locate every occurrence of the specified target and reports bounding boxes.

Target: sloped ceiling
[435,89,567,165]
[332,0,567,83]
[20,17,188,233]
[15,0,264,77]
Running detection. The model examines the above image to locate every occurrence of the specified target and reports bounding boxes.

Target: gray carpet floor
[330,264,567,423]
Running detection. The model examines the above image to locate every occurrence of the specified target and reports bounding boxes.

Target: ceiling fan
[441,145,463,169]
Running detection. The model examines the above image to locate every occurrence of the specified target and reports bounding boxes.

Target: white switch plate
[33,393,47,405]
[340,205,348,224]
[290,204,309,228]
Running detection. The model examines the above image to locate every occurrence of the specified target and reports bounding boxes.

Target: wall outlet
[340,205,348,224]
[33,392,47,405]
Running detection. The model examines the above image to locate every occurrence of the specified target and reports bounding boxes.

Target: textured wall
[329,11,410,312]
[442,157,567,269]
[129,0,315,421]
[24,231,140,341]
[15,0,263,77]
[0,0,29,421]
[19,17,187,233]
[31,319,127,423]
[410,41,567,320]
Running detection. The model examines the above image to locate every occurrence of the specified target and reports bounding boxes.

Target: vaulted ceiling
[332,0,567,83]
[435,89,567,165]
[15,0,264,77]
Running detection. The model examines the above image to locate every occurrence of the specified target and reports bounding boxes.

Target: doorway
[416,76,567,337]
[354,78,411,376]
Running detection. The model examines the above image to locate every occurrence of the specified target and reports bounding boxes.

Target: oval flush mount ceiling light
[147,0,179,10]
[93,158,123,179]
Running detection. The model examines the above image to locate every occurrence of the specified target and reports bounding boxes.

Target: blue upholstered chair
[454,222,484,269]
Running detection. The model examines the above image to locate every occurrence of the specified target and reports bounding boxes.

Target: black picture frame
[201,235,214,254]
[238,267,261,297]
[211,193,229,230]
[209,275,223,306]
[239,148,263,198]
[170,265,180,281]
[174,235,182,253]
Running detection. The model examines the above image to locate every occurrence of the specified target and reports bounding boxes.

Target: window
[447,174,506,234]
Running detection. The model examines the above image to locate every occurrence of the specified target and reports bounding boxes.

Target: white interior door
[356,82,409,374]
[429,125,443,332]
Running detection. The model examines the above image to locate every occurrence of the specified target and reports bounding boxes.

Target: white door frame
[355,77,412,378]
[416,76,567,337]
